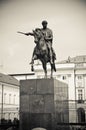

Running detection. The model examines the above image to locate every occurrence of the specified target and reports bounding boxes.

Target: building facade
[9,55,86,123]
[0,73,19,120]
[34,55,86,123]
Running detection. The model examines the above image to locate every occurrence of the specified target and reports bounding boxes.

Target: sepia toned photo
[0,0,86,130]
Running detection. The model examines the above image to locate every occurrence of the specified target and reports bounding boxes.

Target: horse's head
[33,28,43,44]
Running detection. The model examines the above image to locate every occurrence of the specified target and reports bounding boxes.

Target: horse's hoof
[31,69,34,71]
[50,76,53,79]
[44,75,47,78]
[54,67,56,72]
[31,66,34,71]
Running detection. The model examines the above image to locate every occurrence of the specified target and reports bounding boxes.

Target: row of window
[4,93,16,104]
[37,75,84,81]
[59,75,83,80]
[0,93,18,105]
[37,75,67,80]
[77,75,82,79]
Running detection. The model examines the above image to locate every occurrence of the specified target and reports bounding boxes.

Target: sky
[0,0,86,74]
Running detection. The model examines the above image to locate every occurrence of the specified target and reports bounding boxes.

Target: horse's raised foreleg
[31,64,34,71]
[30,55,37,71]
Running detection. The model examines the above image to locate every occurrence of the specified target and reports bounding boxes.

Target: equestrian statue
[18,20,56,78]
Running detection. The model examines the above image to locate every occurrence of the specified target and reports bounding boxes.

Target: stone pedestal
[20,79,69,130]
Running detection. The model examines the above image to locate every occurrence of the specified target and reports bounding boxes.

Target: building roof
[9,72,35,76]
[57,55,86,64]
[0,73,19,86]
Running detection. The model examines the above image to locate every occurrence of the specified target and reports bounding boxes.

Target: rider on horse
[25,20,56,66]
[18,21,56,77]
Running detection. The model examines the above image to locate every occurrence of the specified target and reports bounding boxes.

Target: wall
[0,82,19,120]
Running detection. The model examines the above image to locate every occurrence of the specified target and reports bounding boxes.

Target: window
[14,95,16,104]
[77,75,82,80]
[9,94,11,104]
[62,76,66,80]
[78,89,84,103]
[77,108,85,123]
[4,93,7,104]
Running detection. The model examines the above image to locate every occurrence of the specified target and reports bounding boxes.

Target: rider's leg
[47,43,53,64]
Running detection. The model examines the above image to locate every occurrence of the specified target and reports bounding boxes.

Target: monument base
[20,78,69,130]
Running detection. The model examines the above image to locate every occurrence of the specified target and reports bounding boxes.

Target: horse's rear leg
[51,64,54,78]
[50,60,56,78]
[53,63,56,72]
[44,66,47,78]
[42,61,47,78]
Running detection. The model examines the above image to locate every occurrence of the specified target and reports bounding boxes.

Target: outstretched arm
[25,32,34,36]
[17,31,34,36]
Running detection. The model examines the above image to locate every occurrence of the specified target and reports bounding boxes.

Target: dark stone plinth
[20,79,69,130]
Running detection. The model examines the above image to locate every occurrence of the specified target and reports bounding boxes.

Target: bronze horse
[31,28,56,78]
